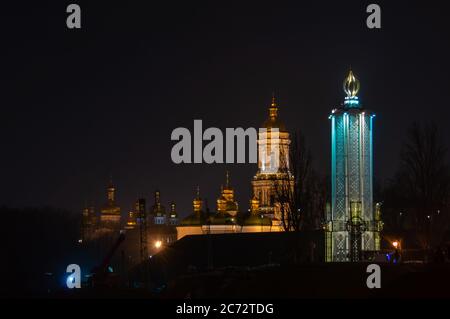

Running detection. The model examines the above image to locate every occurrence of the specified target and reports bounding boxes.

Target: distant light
[154,240,162,249]
[427,215,431,219]
[392,241,399,249]
[78,239,83,244]
[108,266,113,273]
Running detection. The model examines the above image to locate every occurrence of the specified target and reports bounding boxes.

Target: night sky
[1,1,450,218]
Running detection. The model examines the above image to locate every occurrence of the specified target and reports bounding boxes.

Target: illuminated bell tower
[327,70,381,262]
[252,95,294,222]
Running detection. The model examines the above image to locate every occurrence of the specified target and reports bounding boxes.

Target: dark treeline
[2,206,81,296]
[380,122,450,249]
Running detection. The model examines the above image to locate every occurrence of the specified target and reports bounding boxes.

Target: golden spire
[343,69,360,98]
[155,190,161,203]
[170,202,177,218]
[269,92,278,120]
[193,186,202,214]
[107,177,115,203]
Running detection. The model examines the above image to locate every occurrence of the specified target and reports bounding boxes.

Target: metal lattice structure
[137,198,148,262]
[326,71,381,262]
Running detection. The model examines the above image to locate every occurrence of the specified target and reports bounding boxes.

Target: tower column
[328,70,381,262]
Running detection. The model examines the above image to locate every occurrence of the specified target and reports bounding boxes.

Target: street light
[392,241,400,249]
[154,240,162,249]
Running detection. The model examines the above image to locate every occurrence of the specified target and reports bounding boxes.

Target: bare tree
[275,131,326,231]
[396,122,450,247]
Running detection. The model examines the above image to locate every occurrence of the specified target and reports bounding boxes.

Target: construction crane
[89,232,125,288]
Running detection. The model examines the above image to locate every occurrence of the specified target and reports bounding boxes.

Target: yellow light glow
[343,70,360,98]
[154,240,162,249]
[392,241,399,249]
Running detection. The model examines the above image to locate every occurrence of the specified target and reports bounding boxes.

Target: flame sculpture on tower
[326,70,382,262]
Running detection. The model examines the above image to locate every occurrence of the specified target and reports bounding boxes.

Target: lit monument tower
[327,70,381,262]
[252,96,293,224]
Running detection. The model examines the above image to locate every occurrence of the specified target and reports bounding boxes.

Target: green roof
[243,214,272,226]
[208,212,234,225]
[180,213,204,226]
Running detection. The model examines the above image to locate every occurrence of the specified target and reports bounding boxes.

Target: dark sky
[1,1,450,218]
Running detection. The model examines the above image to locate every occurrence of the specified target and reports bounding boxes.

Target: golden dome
[216,171,238,214]
[249,195,260,214]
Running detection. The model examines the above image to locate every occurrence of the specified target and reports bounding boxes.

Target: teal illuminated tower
[326,70,382,262]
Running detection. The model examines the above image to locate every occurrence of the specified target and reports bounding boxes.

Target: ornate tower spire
[155,190,161,204]
[343,69,361,108]
[343,69,360,98]
[107,178,115,203]
[193,186,202,214]
[225,170,230,188]
[216,171,238,216]
[170,202,177,218]
[269,92,278,121]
